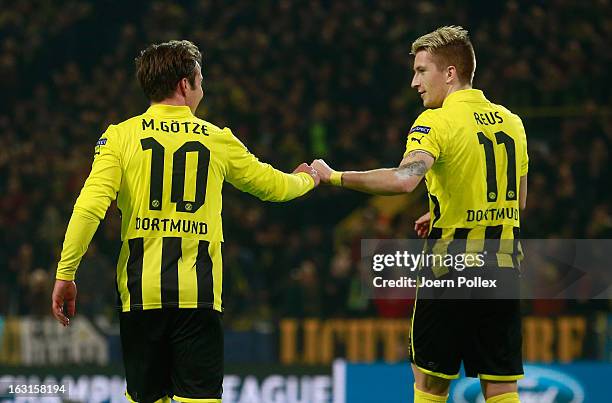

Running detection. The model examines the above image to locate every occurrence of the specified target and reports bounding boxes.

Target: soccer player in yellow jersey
[51,40,319,403]
[312,26,527,403]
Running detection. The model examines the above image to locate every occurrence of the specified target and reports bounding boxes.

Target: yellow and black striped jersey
[404,89,528,267]
[57,104,314,312]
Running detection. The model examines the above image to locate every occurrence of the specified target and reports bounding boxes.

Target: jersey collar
[146,103,194,118]
[442,88,487,107]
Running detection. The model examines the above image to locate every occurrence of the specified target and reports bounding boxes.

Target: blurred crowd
[1,0,610,323]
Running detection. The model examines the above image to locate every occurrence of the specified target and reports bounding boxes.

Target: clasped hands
[292,159,336,186]
[298,159,431,239]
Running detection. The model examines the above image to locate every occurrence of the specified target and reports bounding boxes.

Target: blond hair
[411,26,476,84]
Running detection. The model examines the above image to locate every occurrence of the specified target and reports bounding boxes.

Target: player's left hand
[311,159,333,184]
[51,279,77,327]
[414,212,431,238]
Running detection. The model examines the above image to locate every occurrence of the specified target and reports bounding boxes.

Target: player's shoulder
[199,119,226,136]
[102,115,147,145]
[412,108,449,133]
[113,114,144,131]
[197,120,237,144]
[416,108,444,121]
[198,120,237,140]
[197,120,247,154]
[491,102,524,127]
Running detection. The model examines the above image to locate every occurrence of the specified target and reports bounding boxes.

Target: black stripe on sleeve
[196,240,214,308]
[161,237,181,306]
[220,242,224,310]
[429,193,441,226]
[115,273,122,309]
[127,238,144,310]
[424,193,442,255]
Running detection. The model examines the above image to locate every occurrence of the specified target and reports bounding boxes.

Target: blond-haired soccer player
[51,40,319,403]
[312,26,527,403]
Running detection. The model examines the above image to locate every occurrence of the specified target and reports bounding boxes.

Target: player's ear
[446,65,456,84]
[178,77,188,97]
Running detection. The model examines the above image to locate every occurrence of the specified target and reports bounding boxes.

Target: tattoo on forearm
[396,160,428,179]
[405,150,432,159]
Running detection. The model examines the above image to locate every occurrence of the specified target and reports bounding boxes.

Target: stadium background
[0,0,610,402]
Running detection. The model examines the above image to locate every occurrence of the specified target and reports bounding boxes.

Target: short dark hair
[135,40,202,102]
[411,26,476,85]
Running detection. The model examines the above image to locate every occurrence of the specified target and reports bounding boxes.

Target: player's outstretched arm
[224,128,319,201]
[311,150,434,195]
[229,160,319,202]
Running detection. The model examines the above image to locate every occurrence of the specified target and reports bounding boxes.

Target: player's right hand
[310,159,333,184]
[293,163,320,187]
[414,211,431,238]
[51,279,77,327]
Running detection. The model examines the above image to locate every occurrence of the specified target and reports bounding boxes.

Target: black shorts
[409,269,523,380]
[120,308,223,402]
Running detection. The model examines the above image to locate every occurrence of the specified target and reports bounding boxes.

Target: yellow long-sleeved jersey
[404,89,528,268]
[56,104,314,312]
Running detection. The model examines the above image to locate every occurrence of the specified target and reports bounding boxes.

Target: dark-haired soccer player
[52,40,319,403]
[312,26,527,403]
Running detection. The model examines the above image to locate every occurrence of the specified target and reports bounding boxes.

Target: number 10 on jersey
[141,137,210,213]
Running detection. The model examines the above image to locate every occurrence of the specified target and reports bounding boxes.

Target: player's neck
[153,93,190,108]
[446,83,472,98]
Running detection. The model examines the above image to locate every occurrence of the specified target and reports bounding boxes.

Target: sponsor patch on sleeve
[94,138,107,155]
[409,125,431,134]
